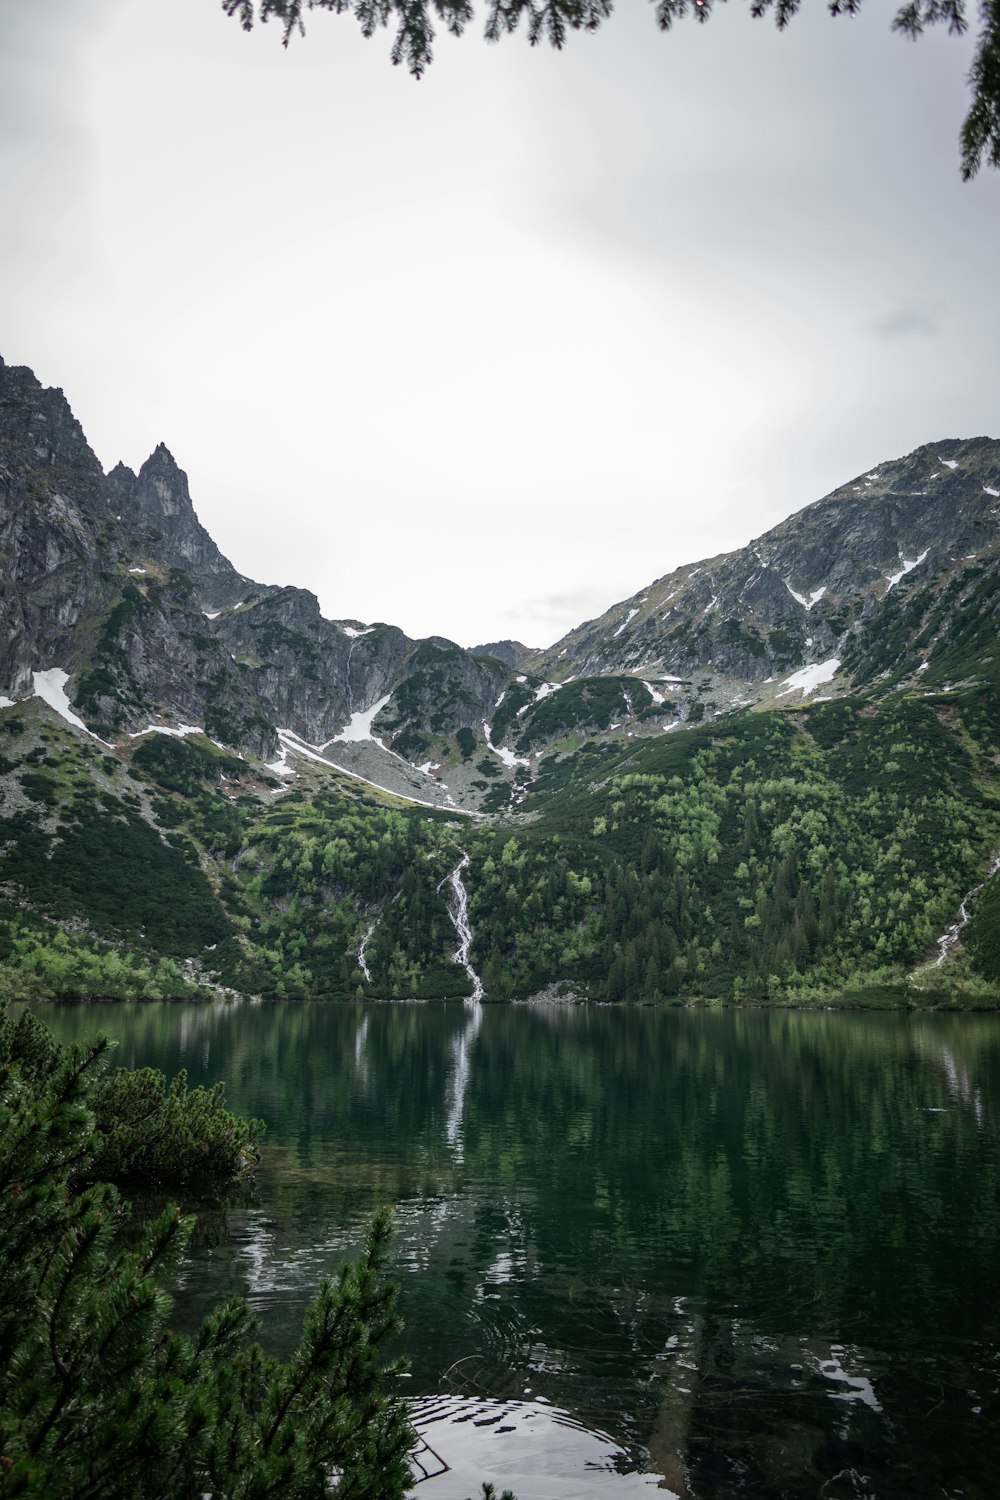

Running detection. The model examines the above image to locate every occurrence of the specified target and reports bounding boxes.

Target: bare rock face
[108,445,253,611]
[471,640,536,670]
[0,357,268,747]
[2,352,998,786]
[532,438,1000,689]
[0,356,511,767]
[213,587,405,744]
[0,357,120,696]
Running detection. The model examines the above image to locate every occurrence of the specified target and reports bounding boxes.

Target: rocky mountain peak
[533,436,1000,699]
[0,357,108,510]
[4,356,998,816]
[131,444,195,525]
[113,445,252,611]
[471,640,536,669]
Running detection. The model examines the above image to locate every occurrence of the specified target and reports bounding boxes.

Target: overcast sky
[2,0,998,648]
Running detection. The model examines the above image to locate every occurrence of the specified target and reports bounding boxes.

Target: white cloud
[1,0,997,650]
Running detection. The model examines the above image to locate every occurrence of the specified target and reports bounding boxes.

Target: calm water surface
[30,1001,1000,1499]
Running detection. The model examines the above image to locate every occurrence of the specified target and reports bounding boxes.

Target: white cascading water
[433,853,484,1155]
[357,919,376,983]
[439,851,485,1000]
[935,851,1000,966]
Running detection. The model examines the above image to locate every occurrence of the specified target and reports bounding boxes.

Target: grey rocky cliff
[0,357,513,774]
[0,358,274,751]
[4,354,997,792]
[375,637,509,759]
[470,640,536,670]
[73,572,276,757]
[106,446,254,611]
[216,591,509,755]
[0,357,122,696]
[215,589,408,743]
[533,437,1000,689]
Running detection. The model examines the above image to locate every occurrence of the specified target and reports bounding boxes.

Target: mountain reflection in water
[28,1000,1000,1500]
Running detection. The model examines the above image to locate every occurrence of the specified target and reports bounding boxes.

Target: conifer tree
[0,1005,413,1499]
[225,0,1000,178]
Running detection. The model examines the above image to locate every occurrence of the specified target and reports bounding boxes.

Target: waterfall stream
[439,852,484,999]
[935,851,1000,967]
[357,920,376,984]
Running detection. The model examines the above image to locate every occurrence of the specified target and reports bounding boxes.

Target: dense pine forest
[2,678,998,1006]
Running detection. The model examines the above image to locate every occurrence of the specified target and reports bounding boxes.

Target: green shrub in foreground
[0,1004,414,1498]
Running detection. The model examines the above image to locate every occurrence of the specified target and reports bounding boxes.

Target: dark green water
[29,1000,1000,1499]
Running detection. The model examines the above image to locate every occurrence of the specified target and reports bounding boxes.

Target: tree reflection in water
[27,1001,1000,1499]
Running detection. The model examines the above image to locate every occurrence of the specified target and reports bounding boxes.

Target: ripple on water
[407,1396,673,1498]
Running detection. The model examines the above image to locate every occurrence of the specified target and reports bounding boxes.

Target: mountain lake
[26,1000,1000,1500]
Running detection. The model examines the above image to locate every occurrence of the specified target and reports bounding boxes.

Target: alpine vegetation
[0,1002,414,1499]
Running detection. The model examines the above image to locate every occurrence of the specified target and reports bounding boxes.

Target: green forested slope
[466,697,1000,1000]
[2,679,999,1004]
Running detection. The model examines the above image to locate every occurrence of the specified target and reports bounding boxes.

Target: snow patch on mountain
[130,723,205,740]
[328,694,393,744]
[264,743,296,779]
[298,708,442,784]
[885,549,929,590]
[516,683,561,716]
[776,658,841,698]
[278,732,340,769]
[613,609,639,638]
[31,669,110,743]
[482,720,529,769]
[784,582,827,610]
